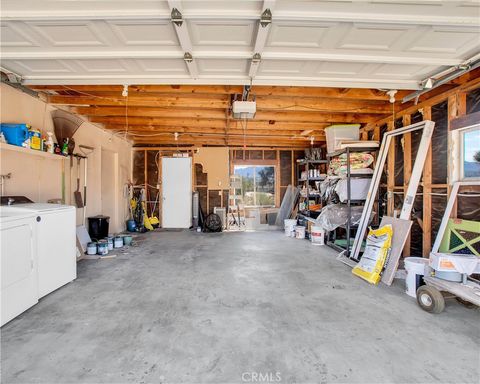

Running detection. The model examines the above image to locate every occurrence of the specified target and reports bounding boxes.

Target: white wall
[0,83,132,233]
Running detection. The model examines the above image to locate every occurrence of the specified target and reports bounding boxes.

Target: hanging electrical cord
[123,85,129,140]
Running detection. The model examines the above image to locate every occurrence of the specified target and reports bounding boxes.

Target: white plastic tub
[284,219,297,237]
[405,257,429,298]
[325,124,360,154]
[295,226,306,239]
[310,225,325,245]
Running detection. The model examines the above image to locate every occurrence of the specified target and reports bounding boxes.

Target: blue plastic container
[126,219,137,232]
[0,124,30,146]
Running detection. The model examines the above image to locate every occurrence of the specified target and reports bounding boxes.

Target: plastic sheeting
[315,204,368,231]
[336,178,371,202]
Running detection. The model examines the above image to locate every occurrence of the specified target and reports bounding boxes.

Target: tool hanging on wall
[79,145,94,225]
[74,156,84,208]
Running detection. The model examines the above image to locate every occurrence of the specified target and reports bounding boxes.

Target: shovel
[74,156,84,208]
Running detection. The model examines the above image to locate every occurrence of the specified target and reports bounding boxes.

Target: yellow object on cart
[352,224,393,285]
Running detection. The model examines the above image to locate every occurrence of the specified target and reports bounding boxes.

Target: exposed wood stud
[402,114,412,257]
[447,92,467,218]
[422,106,433,257]
[387,120,395,216]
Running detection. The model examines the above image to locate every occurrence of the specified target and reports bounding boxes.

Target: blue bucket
[0,124,29,146]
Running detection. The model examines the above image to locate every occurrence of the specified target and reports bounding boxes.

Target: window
[233,165,275,207]
[461,125,480,180]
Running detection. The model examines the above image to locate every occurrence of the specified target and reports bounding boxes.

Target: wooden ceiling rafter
[31,84,407,101]
[31,78,475,147]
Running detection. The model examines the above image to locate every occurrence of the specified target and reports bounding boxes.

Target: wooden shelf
[0,142,67,161]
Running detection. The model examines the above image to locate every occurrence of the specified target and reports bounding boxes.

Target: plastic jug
[0,124,30,147]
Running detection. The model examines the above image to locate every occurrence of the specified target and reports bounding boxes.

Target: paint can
[310,226,325,245]
[404,257,429,297]
[86,242,97,255]
[123,235,133,246]
[284,219,297,237]
[295,226,306,239]
[114,236,123,248]
[97,241,108,256]
[106,236,114,251]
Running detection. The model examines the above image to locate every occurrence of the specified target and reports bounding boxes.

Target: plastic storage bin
[0,123,30,147]
[325,124,360,154]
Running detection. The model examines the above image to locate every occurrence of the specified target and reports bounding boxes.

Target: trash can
[88,215,110,241]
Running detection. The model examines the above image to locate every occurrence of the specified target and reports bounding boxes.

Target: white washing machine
[1,202,76,298]
[0,210,38,326]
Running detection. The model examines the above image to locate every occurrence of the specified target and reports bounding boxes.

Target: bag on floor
[352,224,393,285]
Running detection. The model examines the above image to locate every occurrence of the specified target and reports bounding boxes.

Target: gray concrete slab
[2,231,479,384]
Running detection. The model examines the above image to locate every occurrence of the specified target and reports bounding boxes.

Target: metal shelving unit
[325,146,379,258]
[296,159,328,218]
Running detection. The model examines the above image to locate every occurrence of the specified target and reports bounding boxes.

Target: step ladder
[228,175,245,230]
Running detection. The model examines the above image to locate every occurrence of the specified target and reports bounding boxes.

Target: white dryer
[0,210,38,326]
[2,203,76,298]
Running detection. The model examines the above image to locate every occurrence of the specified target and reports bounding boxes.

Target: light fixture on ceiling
[122,85,128,97]
[184,52,193,63]
[174,132,179,141]
[386,90,397,103]
[171,8,183,27]
[260,8,272,27]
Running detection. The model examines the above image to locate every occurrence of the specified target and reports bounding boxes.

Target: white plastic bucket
[295,226,306,239]
[284,219,297,237]
[404,257,429,298]
[310,226,324,245]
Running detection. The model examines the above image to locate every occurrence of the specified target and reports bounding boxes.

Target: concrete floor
[2,231,479,384]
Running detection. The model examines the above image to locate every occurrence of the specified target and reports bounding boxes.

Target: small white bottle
[46,131,54,153]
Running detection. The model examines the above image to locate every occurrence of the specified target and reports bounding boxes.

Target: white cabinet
[35,207,76,297]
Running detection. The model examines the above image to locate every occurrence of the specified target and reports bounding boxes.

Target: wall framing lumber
[402,114,412,256]
[387,120,395,216]
[422,107,433,257]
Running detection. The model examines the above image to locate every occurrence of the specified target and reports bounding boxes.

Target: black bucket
[88,215,110,241]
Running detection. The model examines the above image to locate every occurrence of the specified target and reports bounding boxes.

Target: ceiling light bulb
[386,90,397,103]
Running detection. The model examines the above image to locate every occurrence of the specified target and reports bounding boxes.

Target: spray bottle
[46,132,54,154]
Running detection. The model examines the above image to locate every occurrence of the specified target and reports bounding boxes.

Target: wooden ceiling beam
[72,106,381,123]
[48,95,389,113]
[72,106,227,119]
[131,137,319,147]
[255,96,390,114]
[92,117,331,131]
[47,95,230,109]
[254,111,382,123]
[30,84,407,101]
[105,125,326,137]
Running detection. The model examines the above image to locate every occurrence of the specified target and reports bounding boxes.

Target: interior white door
[162,157,192,228]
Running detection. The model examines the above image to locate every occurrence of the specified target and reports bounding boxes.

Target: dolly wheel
[417,285,445,314]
